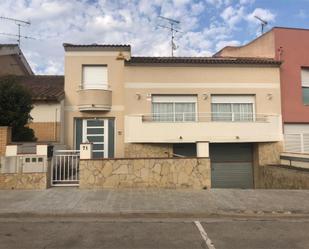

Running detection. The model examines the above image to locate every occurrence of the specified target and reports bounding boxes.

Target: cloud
[0,0,277,74]
[215,40,240,51]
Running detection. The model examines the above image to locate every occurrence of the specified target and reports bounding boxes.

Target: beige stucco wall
[215,30,275,58]
[124,65,281,115]
[64,48,281,156]
[79,157,210,189]
[64,51,129,157]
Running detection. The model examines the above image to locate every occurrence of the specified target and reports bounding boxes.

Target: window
[301,68,309,105]
[152,95,197,122]
[82,65,108,90]
[211,95,255,122]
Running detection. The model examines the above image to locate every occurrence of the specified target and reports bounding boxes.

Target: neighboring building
[215,27,309,153]
[0,44,33,76]
[63,43,283,188]
[16,75,64,143]
[0,44,64,143]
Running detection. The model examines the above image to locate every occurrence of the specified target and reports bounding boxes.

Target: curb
[1,211,309,219]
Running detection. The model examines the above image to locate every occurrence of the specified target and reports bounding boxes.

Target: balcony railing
[141,112,269,123]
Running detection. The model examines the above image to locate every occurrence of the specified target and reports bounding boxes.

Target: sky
[0,0,308,75]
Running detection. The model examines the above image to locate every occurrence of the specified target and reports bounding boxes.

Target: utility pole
[158,16,182,57]
[0,16,34,46]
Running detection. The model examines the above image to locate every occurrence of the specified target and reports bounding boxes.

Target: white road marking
[194,221,216,249]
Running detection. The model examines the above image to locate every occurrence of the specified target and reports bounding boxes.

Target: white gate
[51,150,80,186]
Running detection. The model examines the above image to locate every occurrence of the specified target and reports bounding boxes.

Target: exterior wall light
[267,94,273,100]
[202,94,208,100]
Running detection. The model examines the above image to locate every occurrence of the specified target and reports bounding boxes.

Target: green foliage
[0,76,36,142]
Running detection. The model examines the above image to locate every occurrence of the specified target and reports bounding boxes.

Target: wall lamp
[267,94,273,100]
[135,93,141,100]
[202,93,208,100]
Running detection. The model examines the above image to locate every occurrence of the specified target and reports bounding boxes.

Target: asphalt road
[0,217,309,249]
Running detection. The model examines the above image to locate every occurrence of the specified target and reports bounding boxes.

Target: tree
[0,76,36,141]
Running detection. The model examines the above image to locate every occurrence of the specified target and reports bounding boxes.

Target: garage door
[210,143,253,189]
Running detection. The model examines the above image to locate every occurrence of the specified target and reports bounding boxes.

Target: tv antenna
[0,16,35,46]
[254,15,268,34]
[158,16,182,57]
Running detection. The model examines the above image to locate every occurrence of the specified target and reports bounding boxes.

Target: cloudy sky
[0,0,308,75]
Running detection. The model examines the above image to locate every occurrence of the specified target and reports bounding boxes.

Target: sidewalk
[1,188,309,218]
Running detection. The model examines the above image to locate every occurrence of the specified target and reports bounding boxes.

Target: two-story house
[63,43,283,188]
[215,27,309,154]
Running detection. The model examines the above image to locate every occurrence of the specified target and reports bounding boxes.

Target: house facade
[63,43,283,188]
[215,27,309,153]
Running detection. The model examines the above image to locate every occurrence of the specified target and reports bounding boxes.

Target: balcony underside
[77,89,112,112]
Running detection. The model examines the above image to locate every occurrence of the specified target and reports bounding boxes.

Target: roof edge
[63,43,131,52]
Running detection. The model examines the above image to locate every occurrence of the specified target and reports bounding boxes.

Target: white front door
[82,119,108,158]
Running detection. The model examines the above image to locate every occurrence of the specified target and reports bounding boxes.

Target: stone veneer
[0,173,48,190]
[258,165,309,189]
[80,158,210,189]
[124,143,173,158]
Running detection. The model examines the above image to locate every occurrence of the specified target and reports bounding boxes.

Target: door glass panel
[87,128,104,134]
[93,152,104,158]
[87,120,104,126]
[87,136,104,142]
[93,144,104,150]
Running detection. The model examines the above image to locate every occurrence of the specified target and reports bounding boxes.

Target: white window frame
[211,95,256,122]
[82,65,108,90]
[152,95,198,122]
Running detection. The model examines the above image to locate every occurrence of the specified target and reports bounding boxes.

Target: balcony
[125,112,283,143]
[77,89,112,111]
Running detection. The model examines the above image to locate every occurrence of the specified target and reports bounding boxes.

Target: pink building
[216,27,309,153]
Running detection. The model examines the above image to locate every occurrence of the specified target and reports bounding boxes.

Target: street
[0,217,308,249]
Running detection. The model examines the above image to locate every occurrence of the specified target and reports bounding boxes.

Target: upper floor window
[82,65,108,90]
[152,95,197,122]
[301,68,309,105]
[211,95,255,122]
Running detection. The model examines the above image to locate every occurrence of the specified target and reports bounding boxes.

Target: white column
[36,144,48,156]
[5,145,18,156]
[80,143,93,159]
[196,142,209,158]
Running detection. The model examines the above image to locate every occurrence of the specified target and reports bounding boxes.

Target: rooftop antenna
[0,16,34,46]
[254,15,268,35]
[158,16,182,57]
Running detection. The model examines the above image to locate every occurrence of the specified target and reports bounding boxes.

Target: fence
[51,150,80,186]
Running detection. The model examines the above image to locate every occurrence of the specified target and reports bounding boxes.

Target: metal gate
[51,150,80,186]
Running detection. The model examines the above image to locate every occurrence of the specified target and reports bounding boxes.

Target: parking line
[194,221,216,249]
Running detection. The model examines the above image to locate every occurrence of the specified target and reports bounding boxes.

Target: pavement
[0,217,309,248]
[1,188,309,217]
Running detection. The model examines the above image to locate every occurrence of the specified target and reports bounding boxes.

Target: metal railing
[51,150,80,186]
[141,112,270,123]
